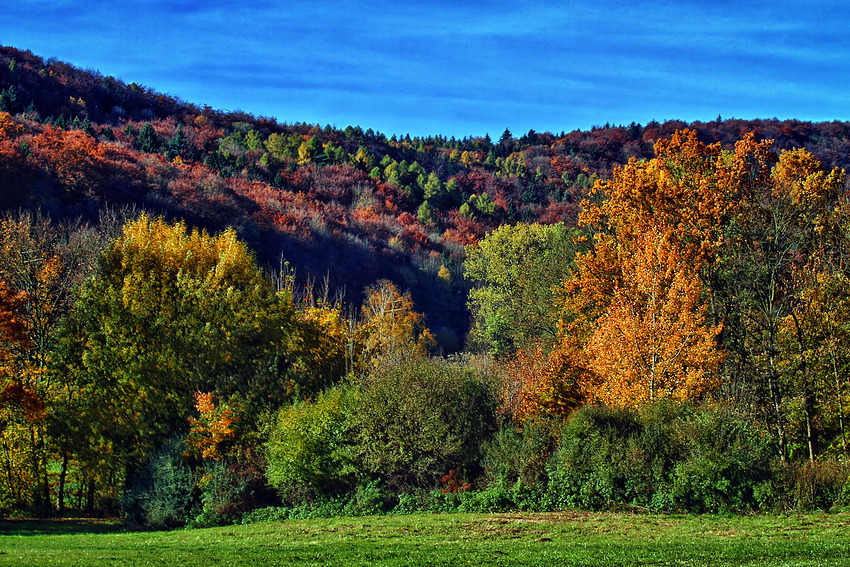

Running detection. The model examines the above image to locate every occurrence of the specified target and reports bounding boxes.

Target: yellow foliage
[356,280,434,371]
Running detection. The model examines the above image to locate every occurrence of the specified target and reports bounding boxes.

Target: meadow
[2,511,849,566]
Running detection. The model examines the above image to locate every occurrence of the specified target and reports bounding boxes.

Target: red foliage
[0,382,45,422]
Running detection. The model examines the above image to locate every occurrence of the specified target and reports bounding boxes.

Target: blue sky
[3,1,849,138]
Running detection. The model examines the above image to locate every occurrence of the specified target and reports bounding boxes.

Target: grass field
[2,511,849,566]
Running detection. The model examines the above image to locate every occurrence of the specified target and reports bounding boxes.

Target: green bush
[670,406,774,513]
[123,438,193,528]
[348,358,496,490]
[545,402,777,513]
[265,386,358,500]
[546,405,642,510]
[482,417,559,490]
[192,448,277,527]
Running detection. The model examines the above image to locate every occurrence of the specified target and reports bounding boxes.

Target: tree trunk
[767,330,788,463]
[57,452,69,517]
[791,312,816,463]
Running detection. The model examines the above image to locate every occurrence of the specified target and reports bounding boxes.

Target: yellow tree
[356,280,434,371]
[582,227,722,407]
[56,214,294,503]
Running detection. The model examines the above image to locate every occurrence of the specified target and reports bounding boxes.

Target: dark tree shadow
[0,519,129,536]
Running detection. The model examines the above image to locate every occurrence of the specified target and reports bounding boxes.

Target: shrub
[265,386,357,500]
[191,444,278,527]
[123,438,193,528]
[482,417,559,489]
[793,460,850,511]
[670,405,774,513]
[546,405,642,510]
[348,358,496,490]
[545,402,777,513]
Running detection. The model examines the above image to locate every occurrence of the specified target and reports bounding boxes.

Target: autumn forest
[3,45,850,525]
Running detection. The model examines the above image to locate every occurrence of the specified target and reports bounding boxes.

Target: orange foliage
[0,112,23,139]
[581,227,722,407]
[30,126,109,193]
[185,392,237,461]
[555,130,734,409]
[499,346,585,423]
[0,279,31,360]
[0,381,46,423]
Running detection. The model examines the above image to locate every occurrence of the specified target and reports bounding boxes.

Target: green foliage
[471,192,496,216]
[416,199,436,225]
[547,405,644,510]
[265,386,357,498]
[164,123,185,160]
[192,460,245,527]
[123,437,193,528]
[348,358,496,490]
[135,122,159,153]
[546,402,777,513]
[265,131,302,160]
[669,405,774,512]
[465,222,582,355]
[482,417,559,490]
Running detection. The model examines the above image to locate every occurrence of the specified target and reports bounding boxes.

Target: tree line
[3,128,850,524]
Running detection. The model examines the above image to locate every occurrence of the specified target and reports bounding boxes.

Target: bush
[545,402,777,513]
[192,447,278,527]
[793,460,850,511]
[349,358,496,491]
[546,405,643,510]
[123,438,193,528]
[482,417,558,490]
[265,386,357,500]
[669,405,774,513]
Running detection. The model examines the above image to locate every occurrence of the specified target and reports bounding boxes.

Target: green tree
[265,132,302,160]
[56,214,296,495]
[136,122,159,154]
[417,200,436,225]
[422,172,446,207]
[164,124,186,161]
[465,222,582,356]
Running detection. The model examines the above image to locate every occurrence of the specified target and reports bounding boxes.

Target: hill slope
[2,44,850,343]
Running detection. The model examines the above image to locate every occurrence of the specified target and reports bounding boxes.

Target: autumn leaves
[485,128,849,449]
[557,129,731,408]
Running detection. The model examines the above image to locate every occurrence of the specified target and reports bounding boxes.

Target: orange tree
[552,129,848,464]
[553,130,733,411]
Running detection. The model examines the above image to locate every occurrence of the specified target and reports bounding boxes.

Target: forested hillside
[4,45,850,339]
[3,45,850,523]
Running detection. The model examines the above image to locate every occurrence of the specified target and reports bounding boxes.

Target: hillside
[3,44,850,343]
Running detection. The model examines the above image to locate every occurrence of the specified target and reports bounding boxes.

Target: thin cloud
[2,0,848,137]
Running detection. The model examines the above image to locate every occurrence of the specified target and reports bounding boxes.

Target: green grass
[2,511,850,566]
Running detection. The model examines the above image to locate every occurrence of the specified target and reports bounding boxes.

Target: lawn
[1,511,849,566]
